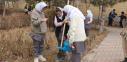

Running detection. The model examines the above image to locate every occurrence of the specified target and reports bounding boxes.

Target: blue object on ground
[57,40,72,53]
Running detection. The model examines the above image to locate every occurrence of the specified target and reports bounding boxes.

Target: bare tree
[3,0,5,16]
[99,1,106,32]
[98,0,101,20]
[73,0,75,6]
[81,0,90,11]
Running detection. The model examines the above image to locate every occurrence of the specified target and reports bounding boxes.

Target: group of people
[24,5,32,14]
[108,9,127,28]
[30,2,93,62]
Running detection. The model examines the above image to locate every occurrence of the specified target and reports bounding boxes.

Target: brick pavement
[82,27,124,62]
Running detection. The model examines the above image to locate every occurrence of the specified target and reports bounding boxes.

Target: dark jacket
[119,15,125,21]
[109,11,117,18]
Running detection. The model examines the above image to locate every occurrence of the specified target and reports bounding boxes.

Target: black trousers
[85,29,90,37]
[108,17,113,26]
[120,21,123,28]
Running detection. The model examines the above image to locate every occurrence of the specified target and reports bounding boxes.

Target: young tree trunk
[12,1,14,8]
[73,0,75,6]
[48,1,50,9]
[98,1,101,20]
[67,0,69,5]
[7,2,9,8]
[17,1,18,11]
[99,3,106,32]
[85,3,88,11]
[85,0,90,11]
[77,0,79,8]
[3,2,5,16]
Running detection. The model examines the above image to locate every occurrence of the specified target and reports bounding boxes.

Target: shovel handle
[60,23,66,47]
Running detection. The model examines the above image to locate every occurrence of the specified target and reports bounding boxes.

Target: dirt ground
[104,21,120,28]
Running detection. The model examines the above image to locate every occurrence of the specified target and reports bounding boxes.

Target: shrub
[0,9,56,30]
[0,8,16,15]
[44,9,56,28]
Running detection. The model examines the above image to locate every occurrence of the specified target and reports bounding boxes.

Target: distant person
[28,5,32,14]
[30,2,48,62]
[108,9,117,26]
[119,12,125,28]
[85,10,93,38]
[122,15,127,29]
[28,5,32,11]
[64,5,86,62]
[24,5,28,14]
[54,7,70,62]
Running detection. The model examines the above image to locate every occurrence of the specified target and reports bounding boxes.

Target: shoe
[56,53,62,61]
[34,58,39,62]
[61,55,66,60]
[56,53,66,62]
[38,55,46,61]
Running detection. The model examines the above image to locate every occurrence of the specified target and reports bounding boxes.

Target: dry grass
[0,14,30,30]
[0,27,32,62]
[0,9,16,15]
[0,27,58,62]
[91,19,101,29]
[0,26,108,62]
[104,21,120,28]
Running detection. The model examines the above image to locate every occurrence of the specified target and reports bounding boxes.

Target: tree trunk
[98,0,101,20]
[73,0,75,6]
[85,0,90,12]
[17,1,18,11]
[85,3,88,11]
[67,0,69,5]
[77,0,79,8]
[7,2,9,8]
[85,0,88,11]
[3,2,5,16]
[99,4,106,32]
[98,5,101,20]
[12,1,14,8]
[49,1,50,9]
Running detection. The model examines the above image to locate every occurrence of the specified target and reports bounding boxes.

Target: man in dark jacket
[108,9,117,26]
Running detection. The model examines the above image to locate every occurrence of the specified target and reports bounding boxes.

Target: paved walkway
[82,27,124,62]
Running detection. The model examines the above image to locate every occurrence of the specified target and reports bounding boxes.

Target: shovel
[56,23,72,53]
